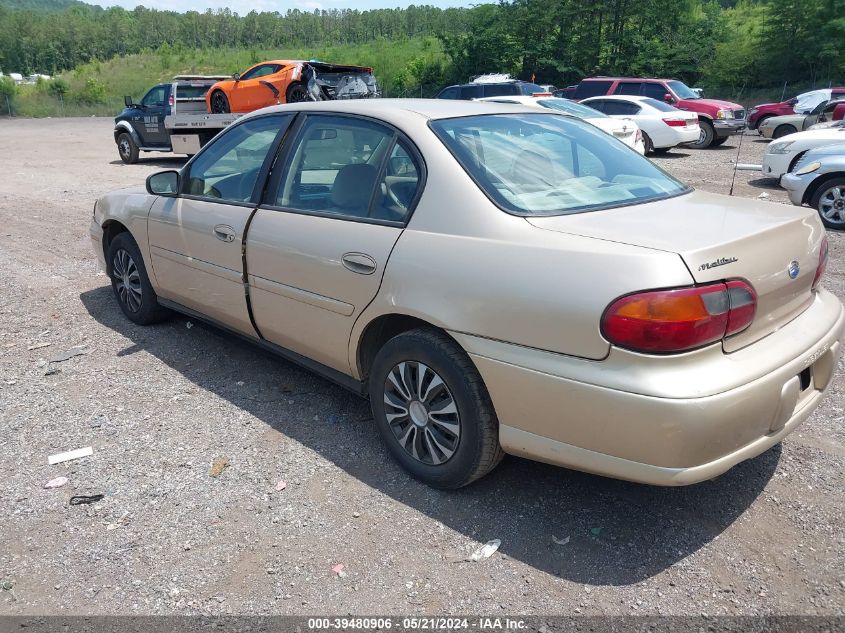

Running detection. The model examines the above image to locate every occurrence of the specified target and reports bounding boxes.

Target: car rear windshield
[641,97,678,112]
[573,80,613,99]
[518,83,545,95]
[430,114,689,217]
[535,98,607,118]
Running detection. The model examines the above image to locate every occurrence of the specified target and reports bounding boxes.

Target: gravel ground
[0,118,843,617]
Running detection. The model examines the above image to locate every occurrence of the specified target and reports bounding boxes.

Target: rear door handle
[213,224,236,242]
[341,252,377,275]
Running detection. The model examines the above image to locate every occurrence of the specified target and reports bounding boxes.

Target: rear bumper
[713,119,746,137]
[453,289,844,485]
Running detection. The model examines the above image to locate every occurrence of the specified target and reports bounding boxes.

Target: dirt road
[0,118,843,616]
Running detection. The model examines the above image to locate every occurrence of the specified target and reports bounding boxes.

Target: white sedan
[476,95,645,154]
[763,127,845,181]
[581,95,700,154]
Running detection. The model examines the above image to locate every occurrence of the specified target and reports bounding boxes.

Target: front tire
[117,132,139,164]
[107,232,171,325]
[810,177,845,230]
[689,119,715,149]
[773,124,797,139]
[710,136,729,147]
[369,329,504,489]
[210,90,230,114]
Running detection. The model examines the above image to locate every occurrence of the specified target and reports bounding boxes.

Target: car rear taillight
[601,280,757,353]
[813,236,829,290]
[168,94,174,106]
[663,118,689,127]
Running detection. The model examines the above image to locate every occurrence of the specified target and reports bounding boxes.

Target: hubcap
[819,185,845,225]
[112,248,142,312]
[119,139,130,157]
[383,361,460,465]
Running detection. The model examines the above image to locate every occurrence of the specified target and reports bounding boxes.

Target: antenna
[728,128,746,196]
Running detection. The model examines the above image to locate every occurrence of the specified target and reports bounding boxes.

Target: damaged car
[207,60,379,114]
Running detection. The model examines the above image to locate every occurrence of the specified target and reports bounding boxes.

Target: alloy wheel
[819,185,845,226]
[112,248,142,312]
[383,361,460,465]
[119,138,130,159]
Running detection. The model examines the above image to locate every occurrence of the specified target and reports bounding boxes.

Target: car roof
[582,95,651,102]
[582,77,677,83]
[242,98,540,122]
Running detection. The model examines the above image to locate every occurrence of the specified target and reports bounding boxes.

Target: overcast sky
[102,0,480,13]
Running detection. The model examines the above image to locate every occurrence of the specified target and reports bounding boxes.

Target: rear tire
[210,90,230,114]
[107,232,171,325]
[809,176,845,230]
[369,328,504,489]
[117,132,139,164]
[285,82,310,103]
[773,124,797,139]
[689,119,715,149]
[642,132,654,154]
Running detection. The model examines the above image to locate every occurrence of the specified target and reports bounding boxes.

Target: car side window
[460,85,483,99]
[185,114,292,203]
[641,82,668,100]
[484,84,518,97]
[603,101,641,116]
[142,86,166,108]
[437,87,459,99]
[273,115,396,220]
[586,100,608,113]
[241,64,279,80]
[574,80,613,99]
[372,141,421,223]
[614,82,641,96]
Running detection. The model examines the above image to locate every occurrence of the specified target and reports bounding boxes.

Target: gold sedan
[90,99,843,488]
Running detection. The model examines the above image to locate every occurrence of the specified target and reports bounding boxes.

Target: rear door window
[484,84,519,97]
[574,80,613,99]
[437,86,459,99]
[613,82,642,96]
[603,101,641,115]
[460,85,483,100]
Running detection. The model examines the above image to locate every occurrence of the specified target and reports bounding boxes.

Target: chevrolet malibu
[90,100,843,489]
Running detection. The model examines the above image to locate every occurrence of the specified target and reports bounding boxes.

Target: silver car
[781,143,845,230]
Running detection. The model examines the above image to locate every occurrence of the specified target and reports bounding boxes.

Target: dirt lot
[0,117,843,617]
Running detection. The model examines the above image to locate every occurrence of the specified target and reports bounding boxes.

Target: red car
[572,77,745,148]
[747,88,845,130]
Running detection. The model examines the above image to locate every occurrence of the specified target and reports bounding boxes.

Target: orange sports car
[206,60,379,114]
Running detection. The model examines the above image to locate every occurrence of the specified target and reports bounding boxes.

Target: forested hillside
[0,0,93,12]
[0,0,843,116]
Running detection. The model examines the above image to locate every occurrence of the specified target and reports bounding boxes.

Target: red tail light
[601,280,757,353]
[813,235,829,290]
[168,94,175,107]
[663,118,689,127]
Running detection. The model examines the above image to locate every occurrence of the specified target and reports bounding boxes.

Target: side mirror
[232,73,241,82]
[124,95,133,108]
[663,93,674,104]
[146,170,180,196]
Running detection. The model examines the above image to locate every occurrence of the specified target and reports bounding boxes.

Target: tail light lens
[168,94,175,108]
[602,280,757,353]
[664,118,689,127]
[813,235,829,290]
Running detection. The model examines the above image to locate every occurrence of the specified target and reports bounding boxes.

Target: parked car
[207,60,379,114]
[475,95,645,154]
[115,76,237,164]
[572,77,745,148]
[759,99,845,139]
[90,99,841,489]
[581,95,699,154]
[435,74,545,100]
[747,88,845,131]
[781,143,845,229]
[762,127,845,181]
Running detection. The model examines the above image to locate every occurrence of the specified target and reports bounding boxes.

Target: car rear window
[574,80,613,99]
[459,85,483,99]
[431,114,688,217]
[535,98,607,118]
[483,84,519,97]
[641,97,677,112]
[518,83,546,95]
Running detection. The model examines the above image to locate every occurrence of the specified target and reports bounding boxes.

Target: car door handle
[213,224,236,242]
[341,252,377,275]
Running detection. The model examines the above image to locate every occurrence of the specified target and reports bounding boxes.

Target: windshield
[431,114,689,216]
[666,81,699,100]
[536,98,607,118]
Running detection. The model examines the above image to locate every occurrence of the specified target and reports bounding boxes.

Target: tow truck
[114,75,242,164]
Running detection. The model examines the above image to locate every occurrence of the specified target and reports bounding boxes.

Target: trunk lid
[527,190,822,352]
